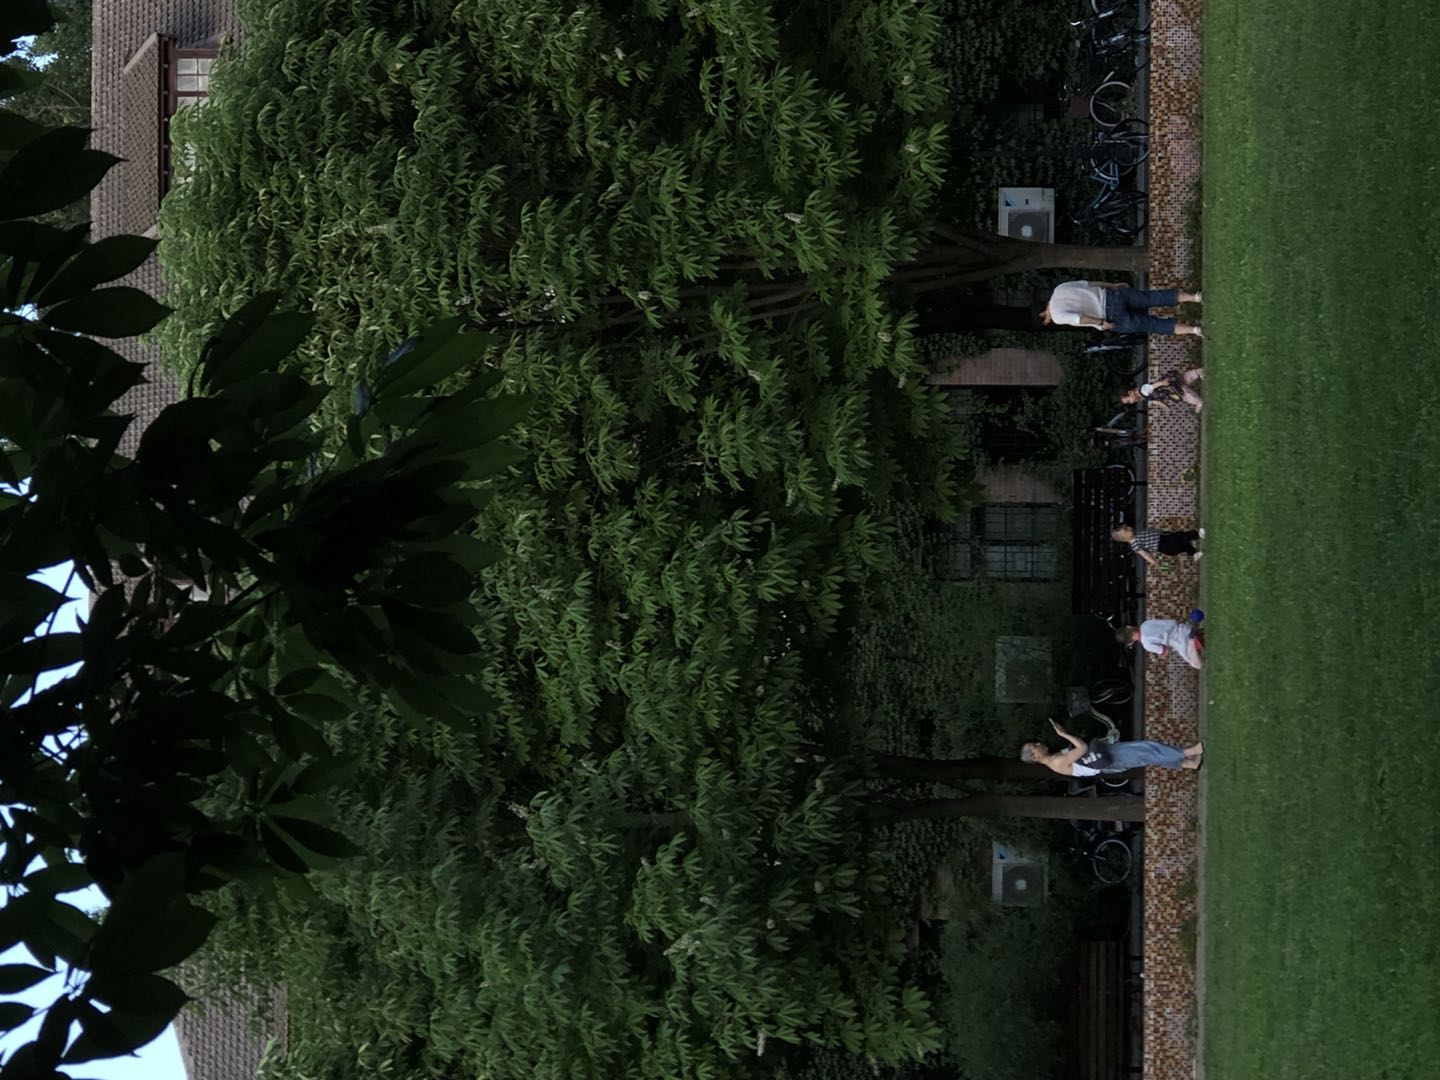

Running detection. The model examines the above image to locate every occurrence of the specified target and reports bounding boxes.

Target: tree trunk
[872,793,1145,825]
[870,752,1058,784]
[911,299,1073,336]
[870,752,1143,787]
[897,228,1148,294]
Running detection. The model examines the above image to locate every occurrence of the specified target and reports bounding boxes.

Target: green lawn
[1204,2,1440,1077]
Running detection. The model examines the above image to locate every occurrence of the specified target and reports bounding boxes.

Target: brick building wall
[91,0,236,455]
[927,346,1064,387]
[1142,0,1206,1077]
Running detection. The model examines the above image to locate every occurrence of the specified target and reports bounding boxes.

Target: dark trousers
[1158,529,1199,555]
[1105,287,1181,335]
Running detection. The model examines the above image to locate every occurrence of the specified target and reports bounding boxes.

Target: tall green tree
[150,2,1119,1079]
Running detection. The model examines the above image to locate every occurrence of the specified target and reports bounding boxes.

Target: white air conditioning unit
[992,842,1047,907]
[997,187,1055,243]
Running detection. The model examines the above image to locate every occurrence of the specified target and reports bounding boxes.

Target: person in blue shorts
[1042,280,1202,337]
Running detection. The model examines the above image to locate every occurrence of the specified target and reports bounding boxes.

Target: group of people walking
[1018,281,1208,777]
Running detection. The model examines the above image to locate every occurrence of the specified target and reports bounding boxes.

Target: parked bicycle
[1068,163,1147,240]
[1064,0,1148,128]
[1071,817,1135,885]
[1083,332,1148,376]
[1088,118,1150,177]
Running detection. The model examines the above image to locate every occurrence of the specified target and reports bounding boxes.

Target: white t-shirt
[1046,281,1107,326]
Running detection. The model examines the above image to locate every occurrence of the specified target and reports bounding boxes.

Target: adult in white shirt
[1041,280,1203,337]
[1117,618,1204,670]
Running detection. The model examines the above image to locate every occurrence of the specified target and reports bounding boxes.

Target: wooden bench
[1067,940,1130,1079]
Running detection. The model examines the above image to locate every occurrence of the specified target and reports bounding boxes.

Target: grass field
[1204,1,1440,1077]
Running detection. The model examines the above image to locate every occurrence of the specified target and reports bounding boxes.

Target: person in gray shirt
[1116,618,1204,670]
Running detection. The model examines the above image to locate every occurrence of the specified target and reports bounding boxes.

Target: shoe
[1198,527,1207,539]
[1194,291,1203,303]
[1193,551,1204,562]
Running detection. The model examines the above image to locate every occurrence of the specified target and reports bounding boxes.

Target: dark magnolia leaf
[90,902,216,976]
[284,692,353,725]
[35,235,158,308]
[262,796,333,826]
[162,602,233,648]
[202,311,316,393]
[384,553,474,608]
[371,319,480,398]
[0,1002,33,1033]
[21,861,91,896]
[85,853,184,972]
[135,397,224,470]
[292,754,362,795]
[63,999,176,1064]
[0,220,89,311]
[411,611,481,655]
[268,817,361,864]
[412,392,533,457]
[0,122,116,221]
[274,667,320,695]
[0,0,54,43]
[0,632,85,674]
[87,971,188,1017]
[81,585,128,648]
[413,534,505,574]
[265,704,329,760]
[42,287,170,339]
[115,553,148,578]
[0,963,52,993]
[0,573,66,638]
[0,110,46,152]
[0,64,44,99]
[199,291,281,374]
[259,821,310,875]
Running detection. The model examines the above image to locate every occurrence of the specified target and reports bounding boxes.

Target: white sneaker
[1198,527,1207,539]
[1193,551,1205,562]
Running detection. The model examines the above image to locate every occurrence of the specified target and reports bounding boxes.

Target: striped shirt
[1129,528,1161,553]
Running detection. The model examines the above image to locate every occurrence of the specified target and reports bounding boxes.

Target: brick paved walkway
[1140,1,1205,1078]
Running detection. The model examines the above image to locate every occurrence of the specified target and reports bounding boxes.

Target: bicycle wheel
[1105,348,1147,377]
[1092,119,1150,173]
[1089,79,1131,128]
[1090,676,1133,706]
[1090,190,1148,236]
[1090,0,1140,15]
[1090,837,1133,885]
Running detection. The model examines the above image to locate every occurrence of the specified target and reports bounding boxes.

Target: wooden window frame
[159,37,220,195]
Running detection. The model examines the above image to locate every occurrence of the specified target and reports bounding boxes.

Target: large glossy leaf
[86,971,188,1016]
[35,235,159,308]
[0,963,51,993]
[42,287,171,338]
[0,126,120,220]
[371,319,484,398]
[0,574,66,638]
[0,632,84,673]
[0,1002,33,1034]
[201,311,316,392]
[63,999,178,1064]
[0,0,54,43]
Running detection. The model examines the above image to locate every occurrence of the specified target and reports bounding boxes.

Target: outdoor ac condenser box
[992,842,1047,906]
[997,186,1055,242]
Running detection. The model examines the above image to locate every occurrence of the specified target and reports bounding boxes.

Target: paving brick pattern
[1142,1,1205,1078]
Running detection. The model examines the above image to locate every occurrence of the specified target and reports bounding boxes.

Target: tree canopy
[153,1,985,1077]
